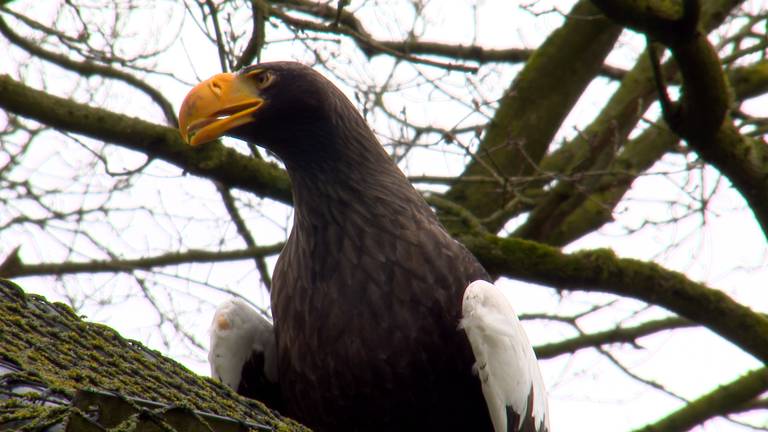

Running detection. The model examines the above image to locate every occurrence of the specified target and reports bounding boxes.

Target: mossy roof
[0,278,309,432]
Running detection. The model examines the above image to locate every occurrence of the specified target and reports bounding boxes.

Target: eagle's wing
[209,299,281,409]
[461,280,549,432]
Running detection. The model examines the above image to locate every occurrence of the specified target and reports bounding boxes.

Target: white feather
[208,299,277,390]
[460,280,549,432]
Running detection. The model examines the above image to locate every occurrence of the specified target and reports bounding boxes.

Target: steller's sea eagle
[180,62,549,432]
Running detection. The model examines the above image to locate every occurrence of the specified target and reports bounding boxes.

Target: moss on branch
[443,0,622,231]
[462,235,768,363]
[729,60,768,101]
[633,367,768,432]
[0,74,293,205]
[550,0,768,239]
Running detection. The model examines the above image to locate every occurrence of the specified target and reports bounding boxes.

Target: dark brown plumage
[237,348,282,411]
[241,62,491,431]
[180,62,547,432]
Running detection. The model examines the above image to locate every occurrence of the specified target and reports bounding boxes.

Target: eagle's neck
[283,124,435,232]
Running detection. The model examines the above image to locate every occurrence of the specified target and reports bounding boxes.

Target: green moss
[462,235,768,364]
[729,60,768,100]
[0,278,310,431]
[0,404,70,430]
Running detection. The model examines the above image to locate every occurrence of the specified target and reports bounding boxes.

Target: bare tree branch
[0,13,179,127]
[0,245,283,278]
[534,317,694,359]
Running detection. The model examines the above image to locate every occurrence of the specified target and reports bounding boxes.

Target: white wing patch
[460,280,549,432]
[208,299,277,390]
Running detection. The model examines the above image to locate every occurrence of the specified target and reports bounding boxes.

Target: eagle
[180,62,549,432]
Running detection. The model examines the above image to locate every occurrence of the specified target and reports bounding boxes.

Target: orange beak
[178,72,265,146]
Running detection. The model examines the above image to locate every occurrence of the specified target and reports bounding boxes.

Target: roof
[0,278,308,432]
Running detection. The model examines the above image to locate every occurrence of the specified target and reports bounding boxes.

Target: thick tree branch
[590,0,697,42]
[443,0,622,232]
[688,120,768,237]
[495,0,765,246]
[656,33,729,142]
[607,0,767,238]
[0,75,293,204]
[428,0,745,240]
[729,59,768,101]
[589,2,768,238]
[513,45,667,243]
[535,125,678,245]
[633,367,768,432]
[520,54,768,245]
[463,235,768,363]
[570,0,745,220]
